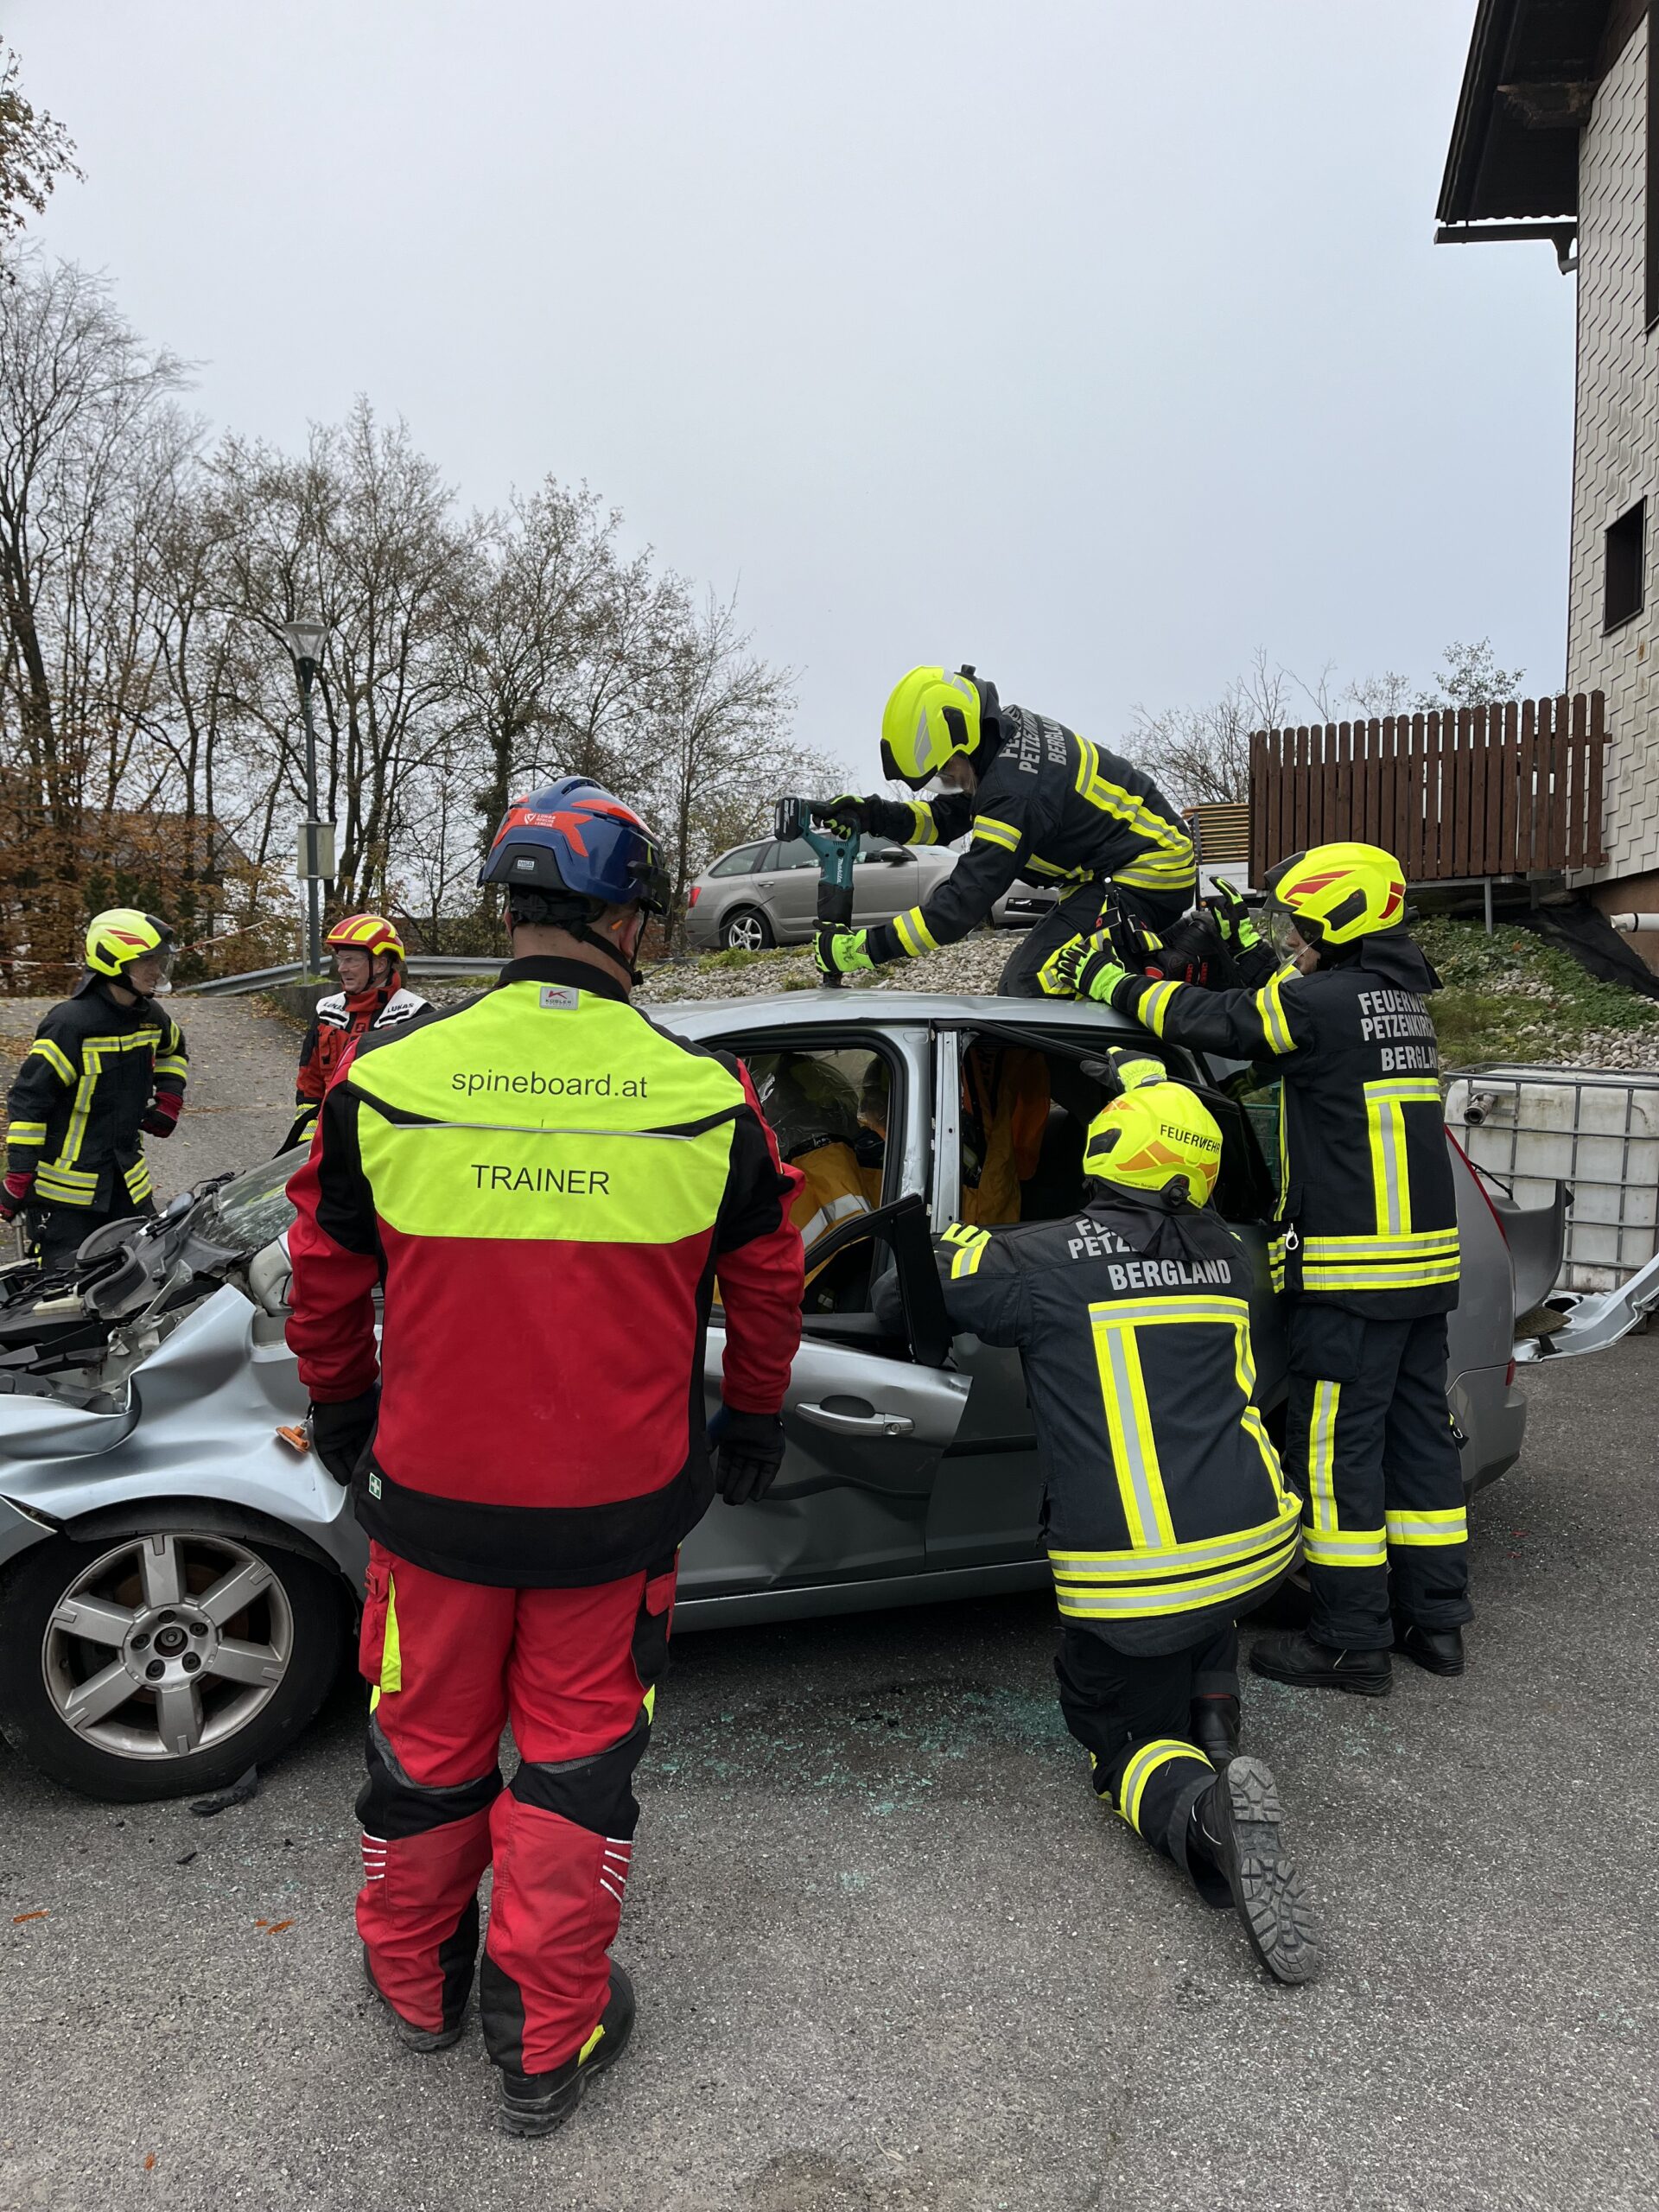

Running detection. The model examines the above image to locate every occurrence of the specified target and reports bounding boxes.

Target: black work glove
[708,1405,786,1506]
[308,1386,380,1487]
[813,793,871,836]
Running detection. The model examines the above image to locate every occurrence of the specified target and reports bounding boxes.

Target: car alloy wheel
[722,908,771,952]
[0,1517,346,1800]
[41,1529,293,1761]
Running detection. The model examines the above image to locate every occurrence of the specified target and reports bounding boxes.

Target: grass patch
[696,944,800,972]
[1415,918,1659,1067]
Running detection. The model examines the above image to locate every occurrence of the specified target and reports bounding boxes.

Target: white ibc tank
[1443,1066,1659,1293]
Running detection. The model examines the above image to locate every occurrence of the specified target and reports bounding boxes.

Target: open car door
[681,1196,971,1606]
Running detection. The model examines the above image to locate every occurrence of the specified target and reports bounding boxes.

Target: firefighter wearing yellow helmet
[876,1052,1319,1985]
[814,664,1196,995]
[1,910,188,1273]
[1040,841,1472,1696]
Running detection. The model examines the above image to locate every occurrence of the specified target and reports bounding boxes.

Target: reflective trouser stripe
[1386,1507,1468,1547]
[378,1576,403,1698]
[1304,1526,1388,1568]
[1118,1738,1208,1835]
[1307,1380,1339,1534]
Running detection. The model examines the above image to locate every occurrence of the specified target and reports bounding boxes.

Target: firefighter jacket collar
[497,953,632,1005]
[1338,931,1442,995]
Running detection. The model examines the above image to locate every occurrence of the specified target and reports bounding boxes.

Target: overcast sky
[16,0,1574,783]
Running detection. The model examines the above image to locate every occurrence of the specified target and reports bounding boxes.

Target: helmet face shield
[1265,906,1307,962]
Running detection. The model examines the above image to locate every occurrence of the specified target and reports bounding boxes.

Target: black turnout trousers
[1055,1623,1234,1892]
[31,1197,149,1274]
[1281,1303,1472,1651]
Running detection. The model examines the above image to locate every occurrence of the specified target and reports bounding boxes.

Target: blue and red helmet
[480,779,669,917]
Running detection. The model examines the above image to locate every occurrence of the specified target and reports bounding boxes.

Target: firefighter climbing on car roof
[1,910,188,1274]
[812,664,1197,996]
[879,1053,1320,1984]
[1039,841,1471,1694]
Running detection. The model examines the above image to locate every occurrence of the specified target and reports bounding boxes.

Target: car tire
[721,906,772,952]
[0,1514,348,1802]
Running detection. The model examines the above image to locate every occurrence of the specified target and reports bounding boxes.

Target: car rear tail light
[1505,1357,1516,1388]
[1446,1128,1508,1244]
[688,885,700,906]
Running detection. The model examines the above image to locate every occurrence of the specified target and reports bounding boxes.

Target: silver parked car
[0,989,1600,1802]
[686,830,960,951]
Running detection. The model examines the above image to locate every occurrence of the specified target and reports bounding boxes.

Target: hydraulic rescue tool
[773,797,859,988]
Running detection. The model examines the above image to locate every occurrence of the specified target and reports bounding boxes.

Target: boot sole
[1395,1641,1465,1677]
[499,1985,636,2139]
[1250,1650,1392,1698]
[1218,1758,1323,1986]
[362,1951,464,2051]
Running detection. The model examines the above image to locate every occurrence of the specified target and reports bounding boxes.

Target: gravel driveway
[2,1331,1655,2212]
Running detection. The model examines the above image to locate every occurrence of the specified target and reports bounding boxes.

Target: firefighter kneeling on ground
[284,776,805,2137]
[282,912,431,1150]
[2,910,188,1273]
[1040,842,1471,1694]
[880,1056,1319,1983]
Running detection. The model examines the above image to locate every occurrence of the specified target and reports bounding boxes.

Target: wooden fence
[1247,693,1606,886]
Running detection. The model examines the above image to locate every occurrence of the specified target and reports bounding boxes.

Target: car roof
[649,988,1146,1040]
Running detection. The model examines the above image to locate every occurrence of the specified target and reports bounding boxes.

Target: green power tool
[773,797,858,987]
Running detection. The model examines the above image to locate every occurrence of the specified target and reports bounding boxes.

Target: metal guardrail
[176,956,507,997]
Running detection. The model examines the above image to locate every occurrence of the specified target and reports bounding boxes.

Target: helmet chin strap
[570,917,643,987]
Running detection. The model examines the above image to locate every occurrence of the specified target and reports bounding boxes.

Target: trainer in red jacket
[286,780,804,2138]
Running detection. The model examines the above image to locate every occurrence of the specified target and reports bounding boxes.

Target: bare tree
[1128,650,1294,806]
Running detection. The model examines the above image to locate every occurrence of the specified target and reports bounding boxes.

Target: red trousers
[355,1541,676,2074]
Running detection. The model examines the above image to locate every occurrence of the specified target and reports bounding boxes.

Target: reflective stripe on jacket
[1119,932,1459,1318]
[3,977,188,1211]
[295,983,431,1104]
[878,1194,1300,1656]
[284,956,805,1586]
[861,706,1196,962]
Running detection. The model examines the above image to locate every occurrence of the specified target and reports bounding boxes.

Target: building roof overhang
[1437,0,1624,228]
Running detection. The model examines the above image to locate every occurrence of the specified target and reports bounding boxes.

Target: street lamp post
[283,618,328,977]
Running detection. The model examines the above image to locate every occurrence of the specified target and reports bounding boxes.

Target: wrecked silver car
[0,990,1605,1802]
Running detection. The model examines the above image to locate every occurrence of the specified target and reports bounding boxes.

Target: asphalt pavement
[2,1313,1655,2211]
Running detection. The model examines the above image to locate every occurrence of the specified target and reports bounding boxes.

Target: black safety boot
[1190,1694,1241,1768]
[1192,1757,1322,1986]
[1250,1630,1391,1697]
[498,1962,636,2139]
[1395,1621,1465,1676]
[362,1948,464,2052]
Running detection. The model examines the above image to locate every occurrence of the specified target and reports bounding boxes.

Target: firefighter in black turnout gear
[1045,842,1471,1692]
[813,664,1197,995]
[880,1058,1321,1985]
[2,910,188,1273]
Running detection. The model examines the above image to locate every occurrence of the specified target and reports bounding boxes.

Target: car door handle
[798,1402,916,1438]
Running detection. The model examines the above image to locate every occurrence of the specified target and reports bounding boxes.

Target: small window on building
[1605,501,1645,632]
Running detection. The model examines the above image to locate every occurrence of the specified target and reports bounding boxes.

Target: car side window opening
[953,1033,1275,1230]
[724,1042,899,1315]
[709,843,767,878]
